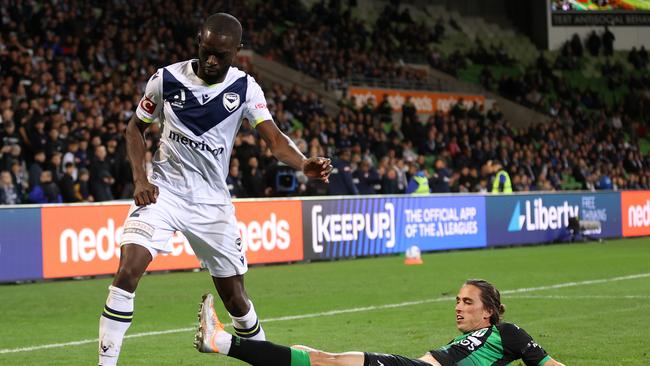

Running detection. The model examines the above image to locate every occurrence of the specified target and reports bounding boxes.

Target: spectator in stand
[89,145,114,202]
[242,156,265,198]
[405,163,430,194]
[62,138,79,180]
[587,31,601,57]
[28,170,61,203]
[10,160,29,195]
[74,168,93,202]
[60,162,77,203]
[602,26,615,56]
[570,34,583,58]
[402,96,417,124]
[380,166,400,194]
[430,158,452,193]
[353,160,381,195]
[27,120,48,156]
[1,121,21,150]
[456,166,476,193]
[0,170,22,204]
[328,149,359,195]
[105,138,123,196]
[0,144,21,171]
[47,151,64,184]
[488,160,512,194]
[376,94,393,123]
[28,150,46,190]
[226,159,246,198]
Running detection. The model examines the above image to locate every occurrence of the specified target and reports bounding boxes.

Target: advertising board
[0,208,43,282]
[621,191,650,237]
[302,196,486,260]
[41,200,304,279]
[486,192,621,246]
[347,87,485,114]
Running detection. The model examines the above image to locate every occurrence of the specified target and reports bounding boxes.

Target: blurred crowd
[1,0,649,206]
[427,29,650,121]
[317,95,650,196]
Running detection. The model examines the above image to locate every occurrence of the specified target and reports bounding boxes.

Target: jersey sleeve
[499,323,550,366]
[243,76,273,128]
[135,69,163,123]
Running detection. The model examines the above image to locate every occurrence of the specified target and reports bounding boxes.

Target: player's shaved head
[200,13,242,46]
[196,13,243,84]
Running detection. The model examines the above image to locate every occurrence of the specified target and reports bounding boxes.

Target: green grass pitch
[1,238,649,365]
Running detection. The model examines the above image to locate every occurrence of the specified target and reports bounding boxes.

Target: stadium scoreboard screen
[551,0,650,25]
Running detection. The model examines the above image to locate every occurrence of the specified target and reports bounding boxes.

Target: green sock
[290,348,311,366]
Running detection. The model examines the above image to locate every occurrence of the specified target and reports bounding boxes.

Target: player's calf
[98,286,135,366]
[213,276,267,341]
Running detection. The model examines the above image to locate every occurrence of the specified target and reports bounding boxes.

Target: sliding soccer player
[194,279,565,366]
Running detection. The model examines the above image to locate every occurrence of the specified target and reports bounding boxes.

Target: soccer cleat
[194,293,225,353]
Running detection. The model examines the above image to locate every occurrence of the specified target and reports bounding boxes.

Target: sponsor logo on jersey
[310,202,395,254]
[223,92,240,112]
[140,96,156,114]
[507,199,578,232]
[168,130,225,157]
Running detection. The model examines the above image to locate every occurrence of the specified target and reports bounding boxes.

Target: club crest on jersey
[223,92,240,112]
[171,89,186,108]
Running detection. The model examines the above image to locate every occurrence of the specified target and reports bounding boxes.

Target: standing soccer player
[98,13,333,366]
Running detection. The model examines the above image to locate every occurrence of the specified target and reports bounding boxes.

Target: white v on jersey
[135,60,272,204]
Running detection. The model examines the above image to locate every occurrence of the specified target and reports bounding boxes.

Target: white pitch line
[510,294,650,299]
[499,273,650,295]
[1,272,648,355]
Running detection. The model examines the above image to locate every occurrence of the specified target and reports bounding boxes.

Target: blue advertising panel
[0,207,43,282]
[486,192,621,246]
[302,195,486,260]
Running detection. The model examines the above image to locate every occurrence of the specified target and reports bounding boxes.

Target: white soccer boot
[194,293,227,353]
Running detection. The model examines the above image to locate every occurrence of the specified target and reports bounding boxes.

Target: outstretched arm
[256,120,333,182]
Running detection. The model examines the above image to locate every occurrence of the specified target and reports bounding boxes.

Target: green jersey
[429,323,551,366]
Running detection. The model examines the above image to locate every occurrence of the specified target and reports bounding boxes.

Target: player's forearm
[269,133,307,171]
[126,116,149,183]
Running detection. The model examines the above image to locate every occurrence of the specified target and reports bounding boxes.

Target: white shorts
[120,188,246,277]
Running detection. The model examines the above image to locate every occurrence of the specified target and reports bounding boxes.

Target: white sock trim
[229,300,265,340]
[228,300,255,323]
[108,285,135,299]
